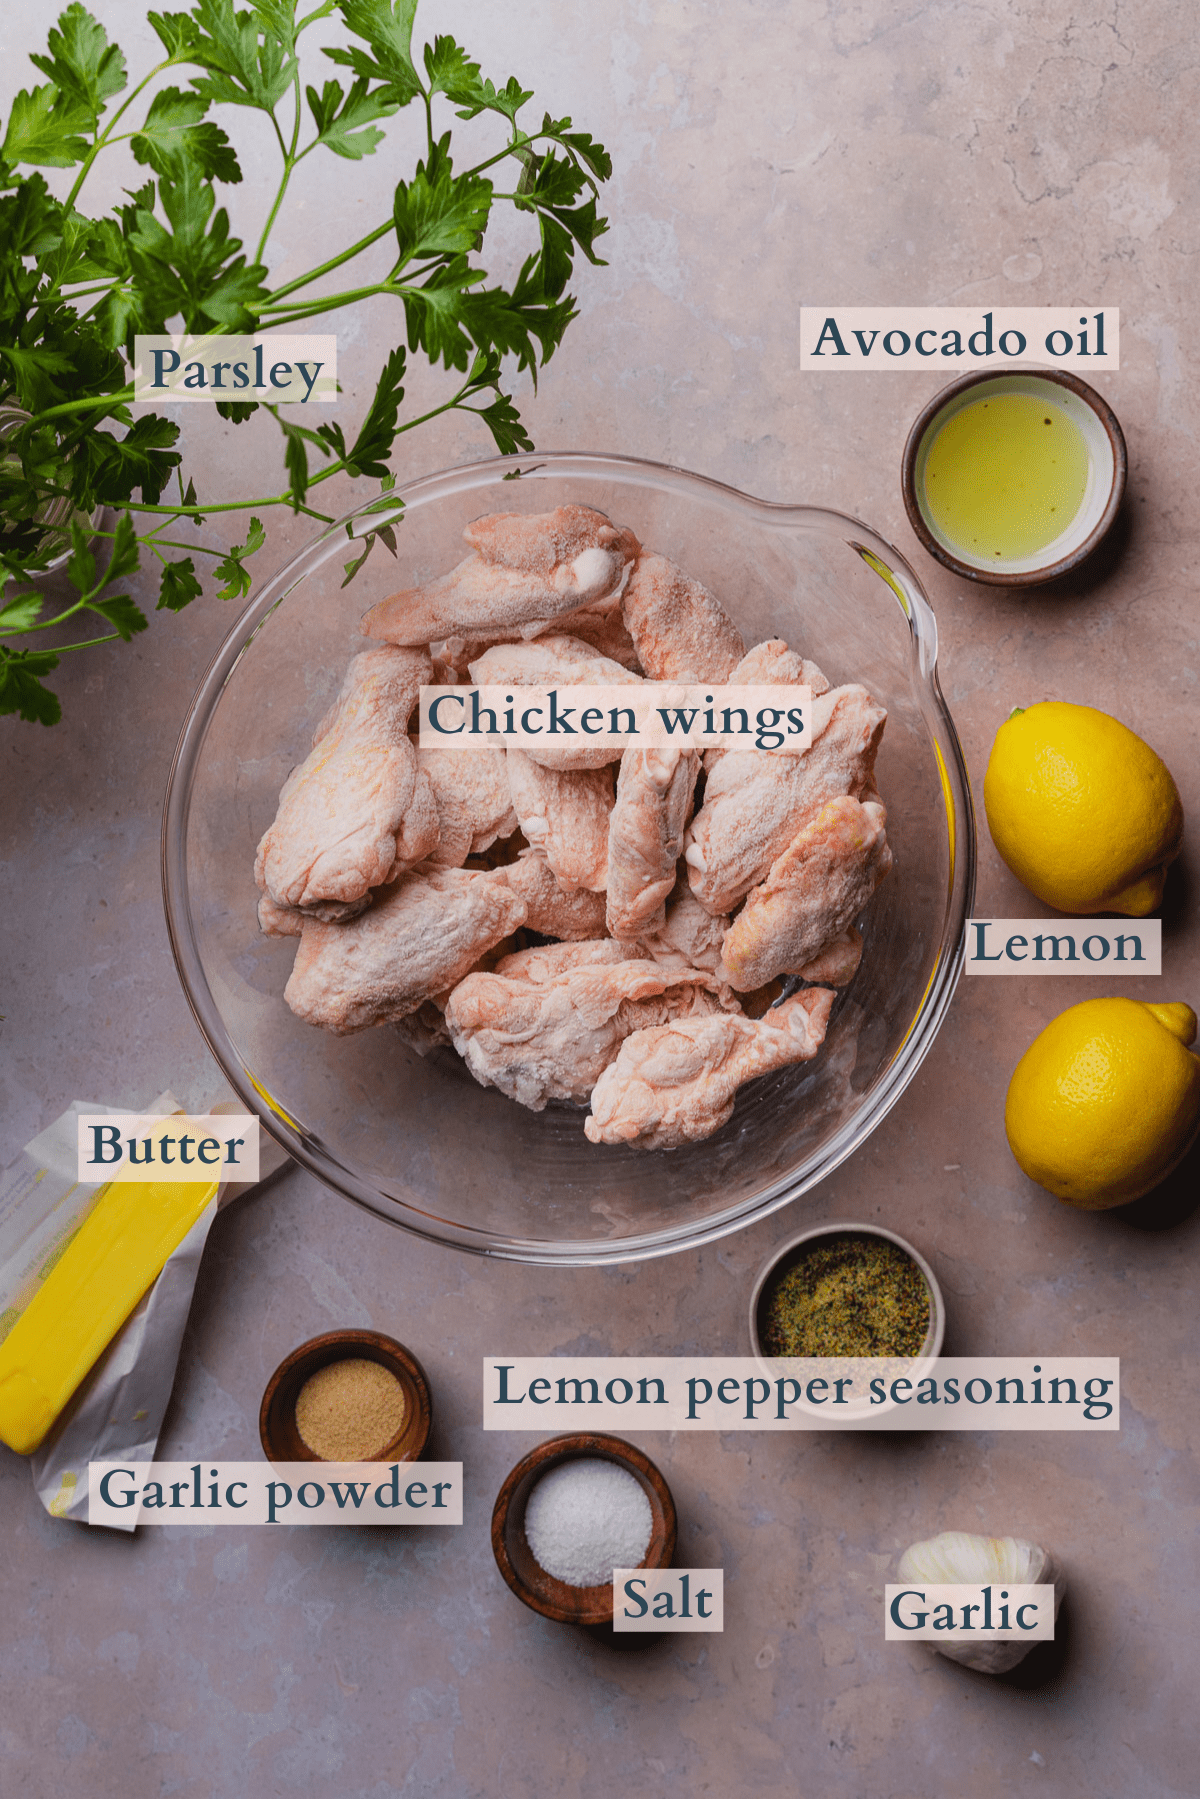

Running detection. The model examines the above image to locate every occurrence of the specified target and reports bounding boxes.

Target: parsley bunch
[0,0,611,724]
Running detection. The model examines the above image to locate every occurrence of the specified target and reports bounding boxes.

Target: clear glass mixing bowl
[163,453,975,1264]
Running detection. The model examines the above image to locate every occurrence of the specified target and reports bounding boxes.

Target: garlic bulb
[896,1531,1066,1674]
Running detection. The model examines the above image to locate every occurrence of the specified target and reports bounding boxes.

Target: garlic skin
[896,1531,1066,1674]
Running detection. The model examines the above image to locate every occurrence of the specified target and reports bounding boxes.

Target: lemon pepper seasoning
[761,1234,930,1358]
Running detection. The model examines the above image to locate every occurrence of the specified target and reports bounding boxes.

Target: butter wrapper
[0,1092,287,1530]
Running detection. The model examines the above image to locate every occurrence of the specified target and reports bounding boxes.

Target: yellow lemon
[983,701,1183,914]
[1005,998,1200,1208]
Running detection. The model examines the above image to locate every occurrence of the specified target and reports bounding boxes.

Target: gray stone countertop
[1,2,1197,1795]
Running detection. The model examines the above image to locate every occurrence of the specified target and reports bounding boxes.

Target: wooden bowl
[259,1329,432,1464]
[491,1434,677,1625]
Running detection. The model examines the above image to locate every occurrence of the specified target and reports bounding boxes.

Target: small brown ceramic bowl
[902,368,1126,585]
[492,1433,677,1625]
[259,1329,432,1464]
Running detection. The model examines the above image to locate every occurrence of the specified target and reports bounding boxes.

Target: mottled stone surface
[2,2,1198,1795]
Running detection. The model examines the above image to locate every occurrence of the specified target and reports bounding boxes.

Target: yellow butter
[0,1175,219,1454]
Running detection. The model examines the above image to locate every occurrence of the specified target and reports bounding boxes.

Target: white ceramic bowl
[902,369,1126,584]
[748,1220,946,1419]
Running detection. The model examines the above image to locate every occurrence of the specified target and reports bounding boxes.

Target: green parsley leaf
[2,85,93,168]
[37,209,115,289]
[181,0,298,115]
[343,343,405,475]
[340,528,377,586]
[472,388,533,456]
[88,591,147,640]
[393,144,492,264]
[315,420,348,460]
[452,75,533,124]
[131,87,243,184]
[460,262,576,376]
[0,345,77,414]
[0,172,63,261]
[104,509,141,584]
[325,0,422,108]
[157,555,203,611]
[513,149,609,297]
[127,159,268,331]
[340,520,398,584]
[0,591,45,634]
[0,646,61,725]
[539,115,613,181]
[281,424,310,507]
[29,5,127,129]
[305,77,397,159]
[422,35,480,100]
[400,258,482,371]
[212,513,265,598]
[146,10,203,59]
[79,412,181,505]
[66,517,97,595]
[423,37,533,123]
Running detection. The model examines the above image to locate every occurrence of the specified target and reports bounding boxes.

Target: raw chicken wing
[433,589,641,678]
[257,889,370,938]
[606,747,699,938]
[638,878,728,974]
[585,987,836,1149]
[284,868,526,1033]
[685,684,887,914]
[444,957,727,1110]
[256,646,438,911]
[463,506,638,573]
[794,927,863,988]
[506,749,614,892]
[702,638,831,772]
[719,796,892,990]
[360,507,639,647]
[500,850,610,940]
[494,938,646,982]
[416,746,517,869]
[468,635,643,771]
[621,554,744,681]
[729,637,829,697]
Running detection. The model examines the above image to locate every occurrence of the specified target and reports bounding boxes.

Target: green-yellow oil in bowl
[923,393,1090,563]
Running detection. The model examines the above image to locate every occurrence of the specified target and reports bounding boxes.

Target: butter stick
[0,1176,219,1455]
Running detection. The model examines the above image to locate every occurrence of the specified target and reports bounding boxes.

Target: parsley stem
[257,132,294,267]
[30,386,135,424]
[462,133,539,181]
[64,58,180,209]
[253,256,442,320]
[120,378,476,527]
[93,529,232,561]
[255,61,307,267]
[257,221,396,306]
[52,632,121,654]
[251,282,409,326]
[9,595,89,635]
[124,485,336,519]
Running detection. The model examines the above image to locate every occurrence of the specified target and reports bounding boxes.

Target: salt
[524,1457,653,1587]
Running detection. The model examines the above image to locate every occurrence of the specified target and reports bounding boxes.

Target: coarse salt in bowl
[524,1457,652,1587]
[491,1433,676,1625]
[163,452,975,1264]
